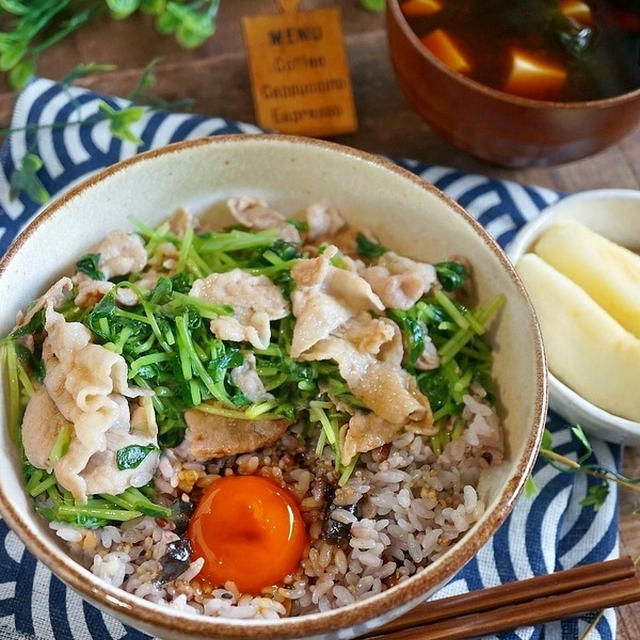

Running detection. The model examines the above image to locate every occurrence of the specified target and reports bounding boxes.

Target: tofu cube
[401,0,443,17]
[504,48,567,99]
[421,29,471,74]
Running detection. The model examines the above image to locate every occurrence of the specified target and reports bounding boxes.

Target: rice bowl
[0,135,546,639]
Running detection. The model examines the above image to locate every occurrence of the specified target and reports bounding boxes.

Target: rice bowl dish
[3,196,505,620]
[0,135,546,640]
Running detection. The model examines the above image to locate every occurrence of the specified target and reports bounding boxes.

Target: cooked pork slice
[184,411,290,458]
[39,307,156,502]
[190,269,289,350]
[300,314,434,433]
[304,202,345,240]
[168,207,193,237]
[82,397,159,496]
[73,274,139,308]
[14,276,73,329]
[415,334,440,370]
[22,388,69,471]
[90,231,147,279]
[290,246,384,358]
[227,196,300,244]
[361,252,437,310]
[340,412,400,466]
[231,353,272,403]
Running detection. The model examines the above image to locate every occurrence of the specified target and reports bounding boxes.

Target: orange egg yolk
[187,475,307,594]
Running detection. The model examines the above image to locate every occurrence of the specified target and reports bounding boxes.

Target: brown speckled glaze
[0,135,547,640]
[387,0,640,168]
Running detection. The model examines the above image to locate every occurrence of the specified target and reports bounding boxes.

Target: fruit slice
[534,220,640,339]
[401,0,443,17]
[517,253,640,421]
[504,48,567,99]
[559,0,594,26]
[421,29,471,74]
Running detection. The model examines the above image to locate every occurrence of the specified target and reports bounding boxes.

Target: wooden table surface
[0,2,638,638]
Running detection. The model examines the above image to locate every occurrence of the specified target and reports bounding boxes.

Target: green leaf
[10,308,44,338]
[105,0,142,19]
[126,57,160,101]
[175,11,215,48]
[0,41,26,71]
[356,233,387,258]
[76,253,105,280]
[541,428,553,450]
[571,424,592,455]
[116,444,156,470]
[60,63,117,85]
[155,9,179,34]
[524,474,539,498]
[7,56,33,88]
[0,0,31,15]
[580,483,609,511]
[434,261,469,292]
[141,0,165,13]
[361,0,386,11]
[98,101,145,145]
[9,153,50,205]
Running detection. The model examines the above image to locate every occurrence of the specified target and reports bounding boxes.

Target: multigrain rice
[55,390,502,619]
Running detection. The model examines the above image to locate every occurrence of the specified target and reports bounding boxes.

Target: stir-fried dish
[2,198,505,618]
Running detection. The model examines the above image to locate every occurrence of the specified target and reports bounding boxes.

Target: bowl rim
[0,133,548,638]
[387,0,640,110]
[506,187,640,435]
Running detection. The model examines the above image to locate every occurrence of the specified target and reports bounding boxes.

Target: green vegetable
[9,153,50,205]
[76,253,105,280]
[49,425,72,464]
[356,233,387,258]
[434,261,469,292]
[9,308,44,338]
[116,444,156,470]
[0,1,221,90]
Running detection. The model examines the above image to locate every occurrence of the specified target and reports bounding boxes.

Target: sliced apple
[401,0,443,17]
[534,221,640,339]
[504,48,567,99]
[421,29,471,74]
[559,0,594,26]
[517,253,640,422]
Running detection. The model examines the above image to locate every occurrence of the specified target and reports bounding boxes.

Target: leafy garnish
[116,444,157,470]
[76,253,105,280]
[580,483,610,511]
[9,153,50,204]
[434,261,469,292]
[356,233,387,258]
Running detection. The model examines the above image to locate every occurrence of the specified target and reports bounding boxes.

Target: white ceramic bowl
[508,188,640,445]
[0,135,546,639]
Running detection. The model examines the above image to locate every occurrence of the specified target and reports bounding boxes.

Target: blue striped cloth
[0,78,621,640]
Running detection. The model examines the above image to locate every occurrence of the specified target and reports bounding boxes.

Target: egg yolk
[187,475,307,594]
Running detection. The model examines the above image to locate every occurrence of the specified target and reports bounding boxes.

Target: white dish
[507,188,640,445]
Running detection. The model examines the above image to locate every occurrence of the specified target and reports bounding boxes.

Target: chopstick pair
[362,557,639,640]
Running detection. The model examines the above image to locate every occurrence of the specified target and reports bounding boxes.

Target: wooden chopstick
[362,557,639,640]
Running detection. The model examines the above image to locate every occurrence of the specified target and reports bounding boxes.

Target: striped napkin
[0,78,621,640]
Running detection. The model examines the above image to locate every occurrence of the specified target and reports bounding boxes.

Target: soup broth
[401,0,640,101]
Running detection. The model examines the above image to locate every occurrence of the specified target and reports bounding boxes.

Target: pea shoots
[2,219,505,529]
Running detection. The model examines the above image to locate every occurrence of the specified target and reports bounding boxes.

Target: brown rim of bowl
[387,0,640,110]
[0,134,548,638]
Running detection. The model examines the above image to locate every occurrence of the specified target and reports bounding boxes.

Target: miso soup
[401,0,640,101]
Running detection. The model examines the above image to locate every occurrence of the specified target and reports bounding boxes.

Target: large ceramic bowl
[387,0,640,167]
[508,188,640,445]
[0,135,547,639]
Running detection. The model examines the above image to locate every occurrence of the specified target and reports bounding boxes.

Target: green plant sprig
[0,1,222,90]
[534,425,640,510]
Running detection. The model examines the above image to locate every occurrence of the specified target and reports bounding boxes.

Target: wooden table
[0,2,638,638]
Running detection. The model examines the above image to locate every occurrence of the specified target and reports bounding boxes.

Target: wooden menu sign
[242,1,358,137]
